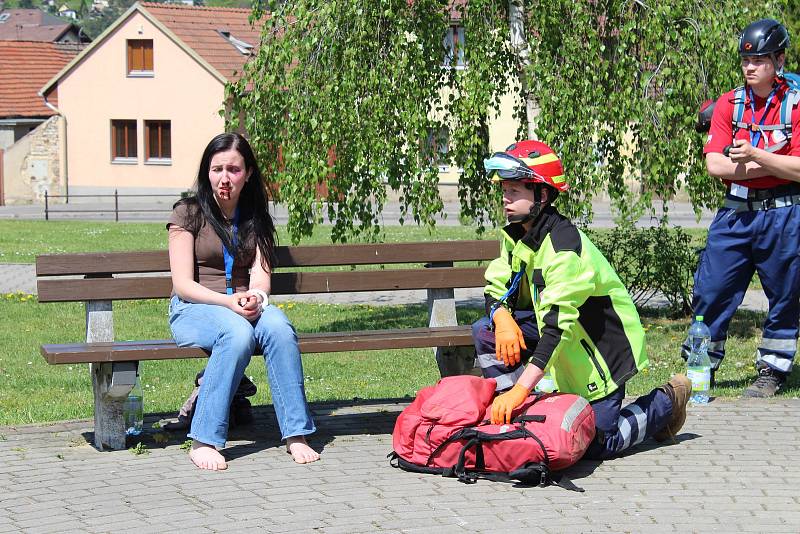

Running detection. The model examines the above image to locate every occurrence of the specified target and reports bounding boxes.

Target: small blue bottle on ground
[123,376,144,436]
[686,315,712,404]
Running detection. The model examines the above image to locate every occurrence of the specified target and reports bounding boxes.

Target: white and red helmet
[484,140,568,192]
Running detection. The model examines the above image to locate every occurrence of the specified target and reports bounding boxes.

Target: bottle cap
[695,315,704,322]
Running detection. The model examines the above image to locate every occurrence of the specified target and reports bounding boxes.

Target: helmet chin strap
[770,53,785,77]
[507,183,547,225]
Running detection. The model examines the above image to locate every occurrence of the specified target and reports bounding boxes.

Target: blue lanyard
[747,85,779,147]
[489,267,527,321]
[222,207,239,295]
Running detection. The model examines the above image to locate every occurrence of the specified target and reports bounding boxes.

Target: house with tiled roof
[0,8,89,43]
[0,40,83,204]
[37,2,263,195]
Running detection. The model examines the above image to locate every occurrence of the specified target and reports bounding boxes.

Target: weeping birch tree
[228,0,787,243]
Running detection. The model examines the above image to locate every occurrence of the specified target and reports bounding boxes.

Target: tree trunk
[508,0,535,139]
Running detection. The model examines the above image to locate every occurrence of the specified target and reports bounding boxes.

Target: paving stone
[12,520,87,534]
[1,398,799,532]
[322,523,395,534]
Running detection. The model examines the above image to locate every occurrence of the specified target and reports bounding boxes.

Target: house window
[443,25,465,68]
[127,39,153,76]
[145,120,171,163]
[111,119,137,162]
[426,127,450,171]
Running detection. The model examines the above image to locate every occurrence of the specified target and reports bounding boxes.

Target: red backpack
[390,375,596,491]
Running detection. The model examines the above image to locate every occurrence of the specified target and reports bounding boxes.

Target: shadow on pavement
[614,431,702,459]
[80,397,409,456]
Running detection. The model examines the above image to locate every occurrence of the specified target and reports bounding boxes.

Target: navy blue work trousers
[472,312,673,459]
[687,205,800,374]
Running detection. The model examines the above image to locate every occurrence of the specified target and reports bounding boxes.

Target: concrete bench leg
[435,346,480,378]
[427,283,478,378]
[91,362,137,450]
[86,299,136,450]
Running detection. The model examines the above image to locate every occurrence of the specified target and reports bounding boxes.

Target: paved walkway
[0,198,717,227]
[1,398,799,533]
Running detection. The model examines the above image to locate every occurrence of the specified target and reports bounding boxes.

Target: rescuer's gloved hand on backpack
[491,383,530,425]
[492,307,527,367]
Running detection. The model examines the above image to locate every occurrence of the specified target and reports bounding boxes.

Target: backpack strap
[390,424,584,491]
[454,460,586,492]
[732,85,799,153]
[732,86,747,132]
[779,87,798,127]
[771,87,800,152]
[760,87,799,153]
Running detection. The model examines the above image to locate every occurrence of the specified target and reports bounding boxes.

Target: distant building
[0,40,84,204]
[0,8,90,43]
[39,2,261,195]
[33,1,519,201]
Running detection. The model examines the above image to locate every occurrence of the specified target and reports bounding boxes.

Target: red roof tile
[141,3,263,82]
[0,40,83,117]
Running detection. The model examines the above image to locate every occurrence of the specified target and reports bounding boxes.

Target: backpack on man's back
[696,73,800,135]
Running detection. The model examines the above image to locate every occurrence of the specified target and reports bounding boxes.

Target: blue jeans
[169,295,316,447]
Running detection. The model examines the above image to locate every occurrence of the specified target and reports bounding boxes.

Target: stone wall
[2,116,63,204]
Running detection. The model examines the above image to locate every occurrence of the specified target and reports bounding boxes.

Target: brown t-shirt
[167,203,251,294]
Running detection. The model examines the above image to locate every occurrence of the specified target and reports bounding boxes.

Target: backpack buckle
[538,471,548,486]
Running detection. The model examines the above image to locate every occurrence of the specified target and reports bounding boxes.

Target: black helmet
[738,19,790,57]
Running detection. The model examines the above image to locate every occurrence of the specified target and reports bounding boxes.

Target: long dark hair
[175,133,277,271]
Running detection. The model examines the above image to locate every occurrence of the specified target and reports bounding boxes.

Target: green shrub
[587,225,698,316]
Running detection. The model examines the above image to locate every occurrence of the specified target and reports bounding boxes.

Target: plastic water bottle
[535,371,556,393]
[686,316,712,404]
[123,377,144,436]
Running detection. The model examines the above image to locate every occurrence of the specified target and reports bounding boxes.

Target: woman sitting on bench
[167,132,320,470]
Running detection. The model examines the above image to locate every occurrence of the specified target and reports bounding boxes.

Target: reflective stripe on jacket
[483,207,648,401]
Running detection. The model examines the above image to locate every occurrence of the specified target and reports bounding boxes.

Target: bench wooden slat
[40,326,474,364]
[37,267,488,302]
[36,251,168,276]
[276,241,498,267]
[35,241,498,276]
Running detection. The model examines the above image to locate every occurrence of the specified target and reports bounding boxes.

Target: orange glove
[492,307,527,367]
[491,383,530,425]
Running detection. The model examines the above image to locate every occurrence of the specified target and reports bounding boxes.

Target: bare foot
[286,436,320,464]
[189,440,227,471]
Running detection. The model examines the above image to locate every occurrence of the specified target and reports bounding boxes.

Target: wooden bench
[36,240,498,450]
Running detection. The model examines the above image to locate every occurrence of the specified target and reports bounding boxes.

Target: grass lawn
[0,220,492,264]
[0,293,796,427]
[0,219,786,426]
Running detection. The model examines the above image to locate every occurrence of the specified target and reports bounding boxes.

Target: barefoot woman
[167,133,319,470]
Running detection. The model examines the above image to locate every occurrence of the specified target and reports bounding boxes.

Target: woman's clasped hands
[229,291,262,320]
